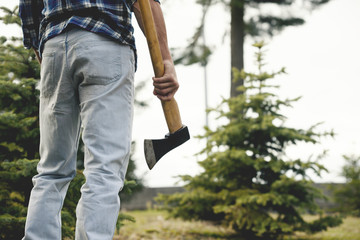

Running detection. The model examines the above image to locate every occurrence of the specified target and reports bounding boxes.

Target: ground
[113,210,360,240]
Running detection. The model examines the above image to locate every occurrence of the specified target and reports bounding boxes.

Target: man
[19,0,179,239]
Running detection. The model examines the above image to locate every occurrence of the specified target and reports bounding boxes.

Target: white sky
[1,0,359,187]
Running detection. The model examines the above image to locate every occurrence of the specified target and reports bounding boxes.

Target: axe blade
[144,126,190,170]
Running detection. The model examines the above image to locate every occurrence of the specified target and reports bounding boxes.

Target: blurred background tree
[0,6,41,239]
[0,6,142,239]
[157,42,342,239]
[333,155,360,217]
[175,0,332,97]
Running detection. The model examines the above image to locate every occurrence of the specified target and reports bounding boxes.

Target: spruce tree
[158,42,342,239]
[0,6,41,239]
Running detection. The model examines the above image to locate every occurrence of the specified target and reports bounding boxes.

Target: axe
[139,0,190,170]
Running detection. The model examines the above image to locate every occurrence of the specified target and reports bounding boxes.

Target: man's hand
[153,60,179,101]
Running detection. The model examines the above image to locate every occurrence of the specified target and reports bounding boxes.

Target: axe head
[144,126,190,170]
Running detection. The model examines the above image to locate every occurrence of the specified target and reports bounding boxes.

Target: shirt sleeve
[130,0,160,13]
[131,0,161,6]
[19,0,44,50]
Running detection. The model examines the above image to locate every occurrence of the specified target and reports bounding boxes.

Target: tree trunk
[230,0,245,97]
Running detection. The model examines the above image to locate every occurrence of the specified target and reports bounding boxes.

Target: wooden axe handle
[138,0,183,134]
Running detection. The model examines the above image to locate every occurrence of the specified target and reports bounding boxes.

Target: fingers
[153,77,177,92]
[152,60,179,101]
[153,89,176,101]
[153,78,178,101]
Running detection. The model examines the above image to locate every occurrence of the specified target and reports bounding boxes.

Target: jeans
[22,28,135,240]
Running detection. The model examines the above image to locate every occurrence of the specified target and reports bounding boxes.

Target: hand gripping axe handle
[139,0,190,170]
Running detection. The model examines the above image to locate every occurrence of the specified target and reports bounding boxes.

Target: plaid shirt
[19,0,159,58]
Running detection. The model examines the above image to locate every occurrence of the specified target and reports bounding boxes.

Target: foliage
[333,155,360,216]
[0,6,40,240]
[175,0,331,66]
[157,42,342,239]
[0,159,37,240]
[173,0,332,98]
[0,5,139,239]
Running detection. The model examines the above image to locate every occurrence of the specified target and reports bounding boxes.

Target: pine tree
[0,6,41,239]
[158,42,342,239]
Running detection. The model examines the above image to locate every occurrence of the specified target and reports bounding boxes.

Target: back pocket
[76,42,126,86]
[40,51,56,98]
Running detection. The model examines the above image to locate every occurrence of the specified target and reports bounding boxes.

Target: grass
[113,210,236,240]
[113,210,360,240]
[285,216,360,240]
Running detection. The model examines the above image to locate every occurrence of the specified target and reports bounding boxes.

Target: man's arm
[133,0,179,101]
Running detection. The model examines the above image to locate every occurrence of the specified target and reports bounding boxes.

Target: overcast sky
[1,0,359,187]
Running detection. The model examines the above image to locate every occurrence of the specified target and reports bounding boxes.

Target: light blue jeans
[23,28,135,240]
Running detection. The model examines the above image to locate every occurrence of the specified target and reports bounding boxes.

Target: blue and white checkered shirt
[19,0,159,59]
